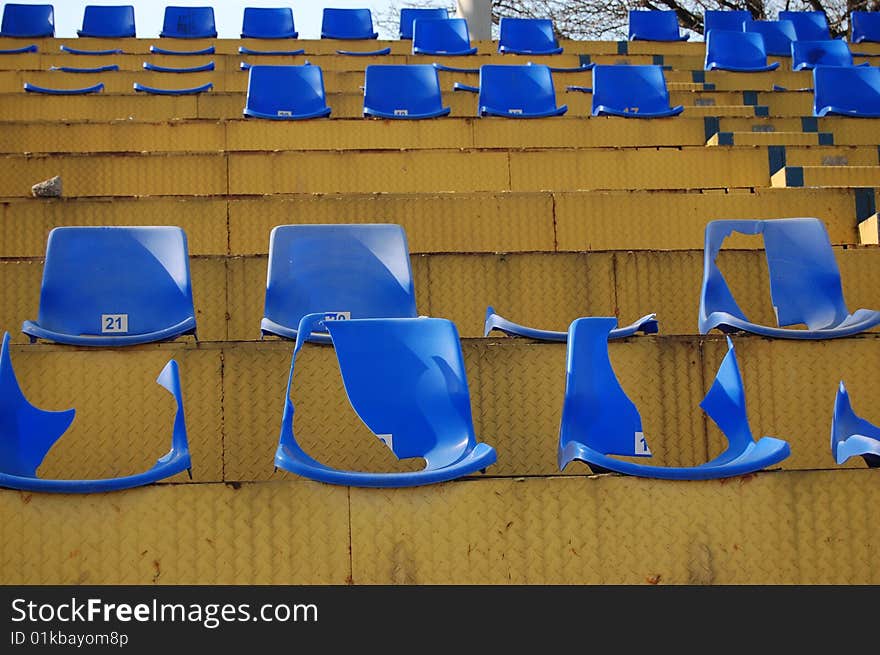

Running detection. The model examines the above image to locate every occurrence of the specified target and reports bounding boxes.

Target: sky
[3,0,427,39]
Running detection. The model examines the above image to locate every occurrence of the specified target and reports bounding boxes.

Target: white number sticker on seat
[101,314,129,333]
[322,311,351,321]
[394,109,408,116]
[634,431,651,455]
[508,108,523,114]
[277,110,293,116]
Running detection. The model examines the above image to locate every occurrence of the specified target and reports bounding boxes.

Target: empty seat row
[705,30,869,70]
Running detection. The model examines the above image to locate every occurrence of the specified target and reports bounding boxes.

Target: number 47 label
[101,314,129,333]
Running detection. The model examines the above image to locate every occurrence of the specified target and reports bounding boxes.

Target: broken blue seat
[498,17,563,54]
[243,65,331,119]
[699,218,880,338]
[558,317,790,480]
[705,30,779,72]
[77,5,136,38]
[274,316,496,488]
[0,44,37,53]
[591,64,683,117]
[813,65,880,117]
[159,6,216,39]
[134,81,212,95]
[24,81,104,94]
[851,11,880,43]
[484,306,657,341]
[477,64,567,117]
[22,226,196,347]
[412,17,477,55]
[261,224,418,343]
[831,382,880,467]
[792,39,861,70]
[703,9,750,35]
[399,7,447,39]
[241,6,297,39]
[628,10,688,41]
[321,8,378,39]
[779,10,832,41]
[143,60,214,73]
[744,20,797,56]
[0,332,191,493]
[363,64,450,118]
[1,3,53,37]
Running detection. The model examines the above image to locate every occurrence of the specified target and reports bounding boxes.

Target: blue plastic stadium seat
[558,317,790,480]
[703,9,750,35]
[498,17,563,54]
[363,64,450,119]
[399,7,447,39]
[0,333,191,493]
[484,306,658,341]
[705,30,779,72]
[699,218,880,338]
[628,10,688,41]
[0,3,53,37]
[779,10,832,41]
[77,5,135,38]
[275,315,496,488]
[591,64,684,118]
[261,224,418,342]
[412,18,478,55]
[792,39,860,70]
[24,82,104,94]
[243,65,332,120]
[321,8,378,39]
[134,81,212,95]
[159,6,216,39]
[143,60,214,73]
[744,20,797,57]
[831,382,880,467]
[851,11,880,43]
[22,227,197,347]
[813,64,880,116]
[477,64,567,117]
[241,6,297,39]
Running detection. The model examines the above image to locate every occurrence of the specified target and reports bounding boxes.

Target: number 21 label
[101,314,128,333]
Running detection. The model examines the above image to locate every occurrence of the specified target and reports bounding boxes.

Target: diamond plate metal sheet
[705,70,811,91]
[707,132,828,146]
[775,166,880,188]
[0,94,201,121]
[783,146,880,167]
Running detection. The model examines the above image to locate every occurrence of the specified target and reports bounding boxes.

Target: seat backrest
[244,65,329,118]
[263,224,418,334]
[160,6,216,38]
[363,64,446,117]
[703,9,750,34]
[498,17,559,53]
[813,64,880,116]
[628,10,682,40]
[592,64,674,115]
[399,7,447,39]
[241,7,296,39]
[79,5,135,38]
[478,64,559,116]
[321,8,377,39]
[744,20,797,56]
[412,17,472,53]
[34,226,195,340]
[1,3,54,37]
[779,10,831,40]
[852,11,880,43]
[792,39,854,69]
[705,30,769,69]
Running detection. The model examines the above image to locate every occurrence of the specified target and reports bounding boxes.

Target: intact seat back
[399,7,447,39]
[851,11,880,43]
[241,7,297,39]
[477,64,567,117]
[628,10,688,41]
[705,30,779,72]
[792,39,855,70]
[22,226,196,347]
[412,17,477,55]
[261,224,418,342]
[703,9,750,34]
[591,64,684,117]
[160,6,216,39]
[363,64,450,119]
[78,5,135,38]
[813,65,880,117]
[321,8,378,39]
[1,3,54,37]
[744,20,797,56]
[243,64,332,120]
[779,10,832,41]
[498,17,563,54]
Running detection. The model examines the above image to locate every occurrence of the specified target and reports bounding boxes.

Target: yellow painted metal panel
[758,92,817,116]
[704,70,812,91]
[225,256,267,342]
[0,94,200,121]
[707,132,827,146]
[681,105,761,118]
[860,215,879,245]
[625,41,707,56]
[782,146,880,167]
[777,166,880,188]
[190,257,228,342]
[0,259,41,343]
[0,70,228,94]
[718,117,805,132]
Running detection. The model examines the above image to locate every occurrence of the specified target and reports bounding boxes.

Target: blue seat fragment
[851,11,880,43]
[792,39,861,70]
[321,8,378,39]
[60,45,121,55]
[134,81,212,95]
[160,6,216,39]
[498,17,563,54]
[24,82,104,94]
[238,46,305,56]
[779,10,832,41]
[413,18,477,55]
[705,30,779,72]
[78,5,136,38]
[628,10,688,41]
[1,3,54,37]
[0,43,36,53]
[699,218,880,338]
[399,7,447,39]
[143,60,214,73]
[484,306,658,341]
[364,64,450,119]
[241,6,297,39]
[703,10,750,35]
[813,65,880,117]
[744,20,797,56]
[592,64,684,117]
[336,47,391,56]
[558,317,790,480]
[243,65,332,120]
[49,64,118,73]
[22,226,196,346]
[478,64,567,117]
[275,315,496,488]
[261,224,418,342]
[149,44,214,56]
[831,382,880,467]
[0,332,191,493]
